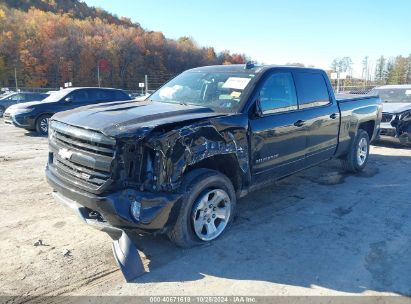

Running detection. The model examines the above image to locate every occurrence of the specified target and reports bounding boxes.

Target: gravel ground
[1,119,411,301]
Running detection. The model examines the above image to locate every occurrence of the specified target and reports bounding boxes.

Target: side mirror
[64,97,73,103]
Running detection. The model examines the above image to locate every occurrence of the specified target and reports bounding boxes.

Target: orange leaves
[0,3,250,89]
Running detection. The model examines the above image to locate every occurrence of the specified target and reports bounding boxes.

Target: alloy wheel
[356,137,368,166]
[191,189,231,241]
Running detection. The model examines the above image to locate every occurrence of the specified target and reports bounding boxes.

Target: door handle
[293,120,305,127]
[330,113,338,119]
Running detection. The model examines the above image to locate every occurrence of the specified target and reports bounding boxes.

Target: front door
[249,71,306,183]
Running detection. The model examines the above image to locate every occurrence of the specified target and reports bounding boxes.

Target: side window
[103,90,118,101]
[90,89,110,102]
[294,72,331,109]
[69,90,89,103]
[20,94,28,101]
[10,94,23,101]
[259,72,297,114]
[33,94,46,100]
[27,94,38,101]
[112,90,130,100]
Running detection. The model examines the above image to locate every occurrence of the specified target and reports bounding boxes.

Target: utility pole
[14,67,18,91]
[336,73,340,93]
[144,74,148,95]
[97,64,101,87]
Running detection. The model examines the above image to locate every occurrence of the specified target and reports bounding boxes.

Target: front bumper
[3,112,34,129]
[378,122,410,145]
[46,164,182,233]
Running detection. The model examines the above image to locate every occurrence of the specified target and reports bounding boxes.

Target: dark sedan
[0,92,49,117]
[4,87,132,135]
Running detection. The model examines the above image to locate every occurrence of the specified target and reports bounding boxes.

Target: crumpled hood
[52,100,226,138]
[382,102,411,114]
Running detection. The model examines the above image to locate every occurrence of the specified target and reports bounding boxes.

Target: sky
[84,0,410,77]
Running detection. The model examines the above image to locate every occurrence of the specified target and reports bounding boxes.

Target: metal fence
[332,85,376,95]
[2,72,177,95]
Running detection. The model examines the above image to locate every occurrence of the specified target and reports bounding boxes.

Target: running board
[112,231,146,282]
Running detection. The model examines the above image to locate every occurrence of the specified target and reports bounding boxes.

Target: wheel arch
[184,154,243,194]
[358,120,375,140]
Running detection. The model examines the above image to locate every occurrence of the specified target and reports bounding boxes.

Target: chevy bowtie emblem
[58,148,73,160]
[81,173,91,180]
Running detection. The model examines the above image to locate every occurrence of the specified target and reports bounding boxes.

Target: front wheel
[0,106,5,117]
[168,169,236,248]
[341,129,370,173]
[35,114,51,135]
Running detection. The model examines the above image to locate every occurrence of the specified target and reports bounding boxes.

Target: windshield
[370,88,411,103]
[0,92,14,100]
[41,90,69,102]
[149,71,255,112]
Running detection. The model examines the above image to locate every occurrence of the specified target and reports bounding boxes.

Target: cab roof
[186,64,324,74]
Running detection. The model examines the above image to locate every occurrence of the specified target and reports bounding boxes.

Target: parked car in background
[369,84,411,145]
[4,87,132,135]
[0,92,49,117]
[45,64,381,281]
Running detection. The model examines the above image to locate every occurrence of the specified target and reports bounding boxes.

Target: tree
[362,56,369,81]
[407,54,411,84]
[330,57,352,74]
[387,56,408,84]
[374,56,386,83]
[0,3,252,89]
[285,62,305,67]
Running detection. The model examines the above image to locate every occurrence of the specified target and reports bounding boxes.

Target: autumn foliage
[0,1,248,89]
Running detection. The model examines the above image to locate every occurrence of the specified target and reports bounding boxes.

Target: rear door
[101,89,131,103]
[249,71,306,182]
[292,71,340,165]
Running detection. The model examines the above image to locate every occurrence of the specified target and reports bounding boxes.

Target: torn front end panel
[391,111,411,144]
[142,115,250,192]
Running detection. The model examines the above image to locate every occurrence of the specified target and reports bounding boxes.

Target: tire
[35,114,52,135]
[0,106,5,118]
[168,169,236,248]
[340,129,370,173]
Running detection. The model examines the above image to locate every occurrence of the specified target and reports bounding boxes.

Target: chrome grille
[49,120,116,193]
[381,113,393,123]
[3,113,12,124]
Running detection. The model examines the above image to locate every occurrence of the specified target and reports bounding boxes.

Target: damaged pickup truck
[369,84,411,145]
[46,64,381,280]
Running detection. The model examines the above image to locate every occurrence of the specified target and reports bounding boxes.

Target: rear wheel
[341,129,370,172]
[35,114,51,135]
[168,169,236,248]
[0,106,5,117]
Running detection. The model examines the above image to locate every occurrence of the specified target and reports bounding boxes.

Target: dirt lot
[1,119,411,300]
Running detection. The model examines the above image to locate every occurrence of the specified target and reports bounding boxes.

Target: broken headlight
[399,110,411,121]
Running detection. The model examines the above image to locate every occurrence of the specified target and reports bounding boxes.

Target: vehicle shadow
[372,141,411,150]
[128,153,411,296]
[23,130,45,138]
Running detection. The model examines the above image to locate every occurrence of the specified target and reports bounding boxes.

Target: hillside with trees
[0,0,248,90]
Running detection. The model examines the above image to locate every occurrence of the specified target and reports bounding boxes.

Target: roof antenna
[245,61,255,69]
